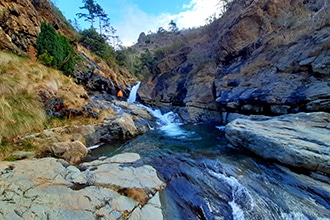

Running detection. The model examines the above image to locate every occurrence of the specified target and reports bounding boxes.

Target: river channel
[92,113,330,220]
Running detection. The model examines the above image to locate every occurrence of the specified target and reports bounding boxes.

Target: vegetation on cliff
[0,51,91,158]
[36,22,76,73]
[0,0,141,160]
[132,0,330,119]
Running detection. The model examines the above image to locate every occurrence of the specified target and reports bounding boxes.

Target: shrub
[58,35,75,73]
[36,22,76,73]
[27,45,37,62]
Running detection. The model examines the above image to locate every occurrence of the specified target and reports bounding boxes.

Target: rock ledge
[0,153,166,219]
[225,112,330,175]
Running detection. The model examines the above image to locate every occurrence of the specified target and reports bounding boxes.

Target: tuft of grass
[0,93,46,140]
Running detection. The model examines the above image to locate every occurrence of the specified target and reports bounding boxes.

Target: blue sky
[53,0,221,46]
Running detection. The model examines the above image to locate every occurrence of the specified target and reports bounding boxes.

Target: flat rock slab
[225,112,330,174]
[0,153,166,220]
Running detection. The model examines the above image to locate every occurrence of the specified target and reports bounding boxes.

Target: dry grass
[0,51,91,159]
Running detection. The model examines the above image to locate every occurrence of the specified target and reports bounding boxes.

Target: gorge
[0,0,330,219]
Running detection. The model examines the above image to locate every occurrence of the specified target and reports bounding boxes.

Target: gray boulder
[225,112,330,175]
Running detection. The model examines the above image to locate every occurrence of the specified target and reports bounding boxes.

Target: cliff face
[138,0,330,121]
[0,0,75,55]
[215,0,330,115]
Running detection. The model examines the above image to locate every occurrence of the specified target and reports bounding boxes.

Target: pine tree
[58,35,75,73]
[95,3,107,34]
[36,22,61,68]
[76,0,98,29]
[168,20,179,32]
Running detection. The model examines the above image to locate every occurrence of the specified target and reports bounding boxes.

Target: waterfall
[143,106,194,138]
[127,82,141,103]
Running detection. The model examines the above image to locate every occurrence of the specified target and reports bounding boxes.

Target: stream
[91,111,330,220]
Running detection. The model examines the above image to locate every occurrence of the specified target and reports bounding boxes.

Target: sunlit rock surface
[225,112,330,175]
[0,153,166,219]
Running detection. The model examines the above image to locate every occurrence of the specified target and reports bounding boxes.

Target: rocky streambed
[1,103,330,219]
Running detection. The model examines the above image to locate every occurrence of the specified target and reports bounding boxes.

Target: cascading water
[127,80,189,138]
[92,89,330,219]
[142,106,195,138]
[127,82,141,103]
[127,81,183,136]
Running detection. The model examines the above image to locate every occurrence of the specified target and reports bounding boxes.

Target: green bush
[36,22,76,73]
[58,35,75,73]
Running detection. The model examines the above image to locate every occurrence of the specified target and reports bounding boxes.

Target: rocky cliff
[0,0,75,55]
[138,0,330,122]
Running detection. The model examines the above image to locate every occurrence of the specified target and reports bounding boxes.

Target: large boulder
[96,113,140,143]
[225,112,330,174]
[49,141,88,164]
[0,153,166,219]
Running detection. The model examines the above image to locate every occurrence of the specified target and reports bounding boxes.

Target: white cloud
[116,4,169,46]
[116,0,220,46]
[176,0,220,28]
[182,0,197,9]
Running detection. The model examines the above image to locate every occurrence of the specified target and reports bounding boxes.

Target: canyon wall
[138,0,330,122]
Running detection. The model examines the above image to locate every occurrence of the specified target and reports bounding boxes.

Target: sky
[53,0,221,46]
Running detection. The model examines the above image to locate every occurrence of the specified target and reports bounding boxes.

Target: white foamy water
[127,82,141,103]
[208,170,256,220]
[143,106,194,138]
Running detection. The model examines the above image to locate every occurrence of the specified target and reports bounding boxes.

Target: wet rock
[0,153,166,219]
[177,106,222,123]
[225,112,330,174]
[49,141,88,164]
[101,113,138,141]
[113,100,153,119]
